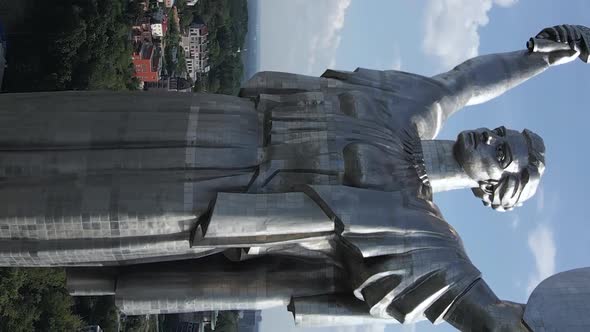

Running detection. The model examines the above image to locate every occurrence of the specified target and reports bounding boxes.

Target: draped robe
[0,69,482,326]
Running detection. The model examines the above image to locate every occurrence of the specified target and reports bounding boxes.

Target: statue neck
[420,140,479,193]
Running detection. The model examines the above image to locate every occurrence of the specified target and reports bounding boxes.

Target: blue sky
[256,1,590,331]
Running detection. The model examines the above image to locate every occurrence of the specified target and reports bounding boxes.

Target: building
[150,19,168,38]
[80,326,103,332]
[144,77,192,92]
[149,9,168,38]
[157,0,175,8]
[150,23,163,38]
[167,311,218,332]
[132,17,153,44]
[181,19,210,81]
[132,43,162,83]
[186,0,199,5]
[237,311,262,332]
[137,1,148,11]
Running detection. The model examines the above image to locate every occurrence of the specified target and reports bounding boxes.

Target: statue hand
[530,24,583,65]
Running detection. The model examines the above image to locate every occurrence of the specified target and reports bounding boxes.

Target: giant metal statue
[0,24,589,331]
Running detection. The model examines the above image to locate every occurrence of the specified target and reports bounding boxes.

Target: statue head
[453,126,545,211]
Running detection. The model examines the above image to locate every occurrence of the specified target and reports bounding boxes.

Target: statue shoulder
[322,67,451,96]
[240,71,329,98]
[322,68,453,139]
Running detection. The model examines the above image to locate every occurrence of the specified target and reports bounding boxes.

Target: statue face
[453,126,529,182]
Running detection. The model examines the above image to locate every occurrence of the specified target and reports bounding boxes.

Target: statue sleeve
[345,250,482,324]
[305,185,483,324]
[443,279,501,330]
[443,279,529,331]
[321,67,450,101]
[194,185,487,327]
[432,50,550,112]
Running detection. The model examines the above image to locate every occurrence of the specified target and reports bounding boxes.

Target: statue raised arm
[432,24,587,117]
[314,25,587,142]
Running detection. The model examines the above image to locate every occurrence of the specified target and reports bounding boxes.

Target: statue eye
[496,143,513,169]
[496,144,506,163]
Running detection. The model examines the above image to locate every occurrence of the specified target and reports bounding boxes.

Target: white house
[151,23,164,37]
[181,21,210,81]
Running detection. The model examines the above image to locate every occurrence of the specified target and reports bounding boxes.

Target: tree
[74,296,120,332]
[0,268,83,332]
[122,315,149,332]
[3,0,140,92]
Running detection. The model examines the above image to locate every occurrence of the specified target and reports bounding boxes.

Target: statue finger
[565,24,581,42]
[540,27,560,42]
[481,193,492,206]
[492,204,506,212]
[491,189,502,207]
[565,25,583,53]
[554,25,568,43]
[568,40,581,54]
[574,25,583,41]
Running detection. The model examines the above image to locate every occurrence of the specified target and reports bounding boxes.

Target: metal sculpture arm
[445,267,590,331]
[444,279,529,331]
[432,24,588,119]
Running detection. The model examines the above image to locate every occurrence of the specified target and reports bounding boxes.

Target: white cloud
[510,214,520,229]
[260,0,351,75]
[391,57,402,71]
[335,324,387,332]
[391,45,403,71]
[422,0,518,69]
[365,324,387,332]
[307,0,350,73]
[526,224,556,295]
[401,323,417,332]
[494,0,518,7]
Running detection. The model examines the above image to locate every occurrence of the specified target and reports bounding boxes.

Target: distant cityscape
[0,0,258,93]
[129,0,260,92]
[170,310,262,332]
[242,0,260,81]
[82,310,261,332]
[130,0,210,92]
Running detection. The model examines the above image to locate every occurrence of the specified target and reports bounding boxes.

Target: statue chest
[249,91,428,195]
